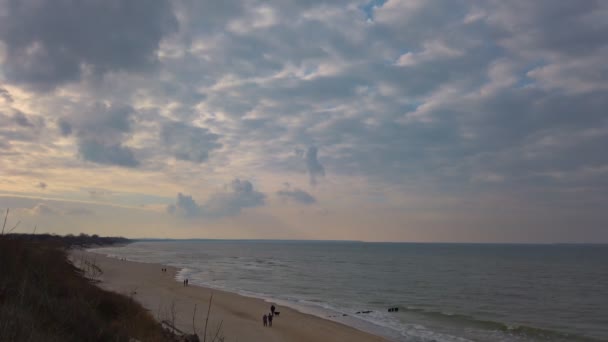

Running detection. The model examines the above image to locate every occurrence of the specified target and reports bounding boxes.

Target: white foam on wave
[176,265,472,342]
[89,244,478,342]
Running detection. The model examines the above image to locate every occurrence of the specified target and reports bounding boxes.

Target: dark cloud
[57,118,72,136]
[0,88,13,103]
[65,103,140,167]
[0,110,43,147]
[0,0,177,91]
[160,121,221,163]
[485,1,608,58]
[168,193,201,217]
[13,111,34,127]
[78,140,139,167]
[277,188,316,205]
[169,179,266,219]
[204,179,266,218]
[305,146,325,185]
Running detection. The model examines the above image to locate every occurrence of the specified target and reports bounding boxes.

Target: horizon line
[129,238,608,245]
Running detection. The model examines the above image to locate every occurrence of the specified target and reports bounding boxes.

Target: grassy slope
[0,236,171,342]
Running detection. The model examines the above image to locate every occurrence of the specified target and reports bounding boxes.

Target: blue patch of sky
[360,0,387,21]
[381,48,412,65]
[302,65,318,77]
[516,60,547,88]
[406,100,424,112]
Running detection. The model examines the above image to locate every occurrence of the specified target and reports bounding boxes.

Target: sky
[1,0,607,242]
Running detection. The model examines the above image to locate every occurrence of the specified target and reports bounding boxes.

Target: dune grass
[0,236,172,342]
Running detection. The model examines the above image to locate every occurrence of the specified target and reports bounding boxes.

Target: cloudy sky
[1,0,607,242]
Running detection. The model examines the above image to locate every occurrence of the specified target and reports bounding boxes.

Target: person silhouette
[271,305,276,315]
[263,314,268,326]
[268,313,273,327]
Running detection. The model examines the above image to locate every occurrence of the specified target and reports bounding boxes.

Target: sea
[89,240,608,342]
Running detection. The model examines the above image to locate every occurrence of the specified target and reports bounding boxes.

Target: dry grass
[0,236,172,342]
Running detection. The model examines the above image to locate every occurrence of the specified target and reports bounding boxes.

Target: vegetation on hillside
[0,235,171,341]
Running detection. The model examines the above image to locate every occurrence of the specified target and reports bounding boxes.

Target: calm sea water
[90,241,608,342]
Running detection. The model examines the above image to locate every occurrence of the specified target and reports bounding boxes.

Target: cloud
[396,40,464,67]
[0,109,44,149]
[0,0,177,91]
[305,146,325,185]
[37,182,47,190]
[87,189,112,199]
[203,179,266,217]
[169,179,266,219]
[13,111,34,127]
[0,1,608,241]
[167,193,200,217]
[78,140,139,167]
[1,1,606,190]
[27,203,95,217]
[0,88,13,103]
[160,121,221,163]
[64,207,95,217]
[57,118,72,136]
[277,188,316,205]
[29,203,58,216]
[64,103,140,167]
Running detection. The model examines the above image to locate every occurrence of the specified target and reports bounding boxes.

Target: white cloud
[0,0,607,241]
[277,187,316,205]
[169,179,266,219]
[396,40,464,67]
[29,203,58,216]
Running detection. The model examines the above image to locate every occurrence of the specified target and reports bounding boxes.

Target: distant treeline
[5,233,131,248]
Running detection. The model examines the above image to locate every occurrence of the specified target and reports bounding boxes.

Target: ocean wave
[399,307,600,342]
[88,242,608,342]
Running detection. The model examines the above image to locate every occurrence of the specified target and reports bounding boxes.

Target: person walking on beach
[268,313,273,327]
[263,314,268,327]
[271,304,276,316]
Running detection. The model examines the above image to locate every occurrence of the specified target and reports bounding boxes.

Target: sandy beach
[72,250,387,342]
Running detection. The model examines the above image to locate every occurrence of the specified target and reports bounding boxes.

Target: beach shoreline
[73,249,388,342]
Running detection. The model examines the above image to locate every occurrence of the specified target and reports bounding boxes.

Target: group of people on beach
[262,305,278,327]
[164,268,189,286]
[160,267,189,286]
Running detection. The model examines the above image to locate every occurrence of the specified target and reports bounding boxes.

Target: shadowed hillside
[0,235,172,342]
